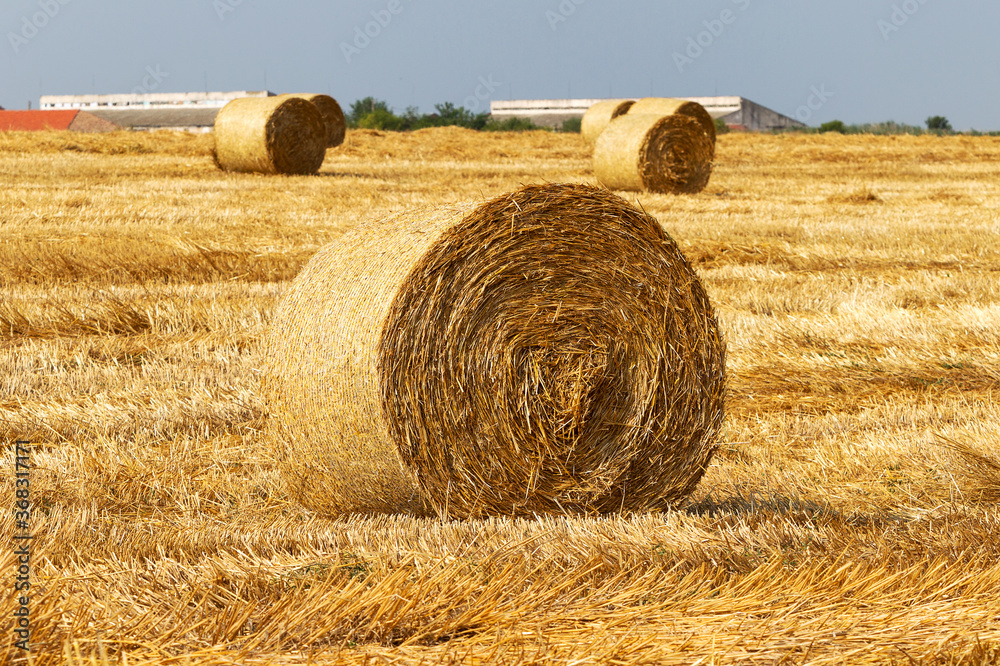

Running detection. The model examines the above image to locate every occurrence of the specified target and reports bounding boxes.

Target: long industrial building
[39,91,274,132]
[490,96,804,131]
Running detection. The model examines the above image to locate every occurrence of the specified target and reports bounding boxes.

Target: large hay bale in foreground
[627,98,717,151]
[594,114,714,194]
[213,96,326,175]
[264,183,726,518]
[581,99,635,145]
[277,93,346,147]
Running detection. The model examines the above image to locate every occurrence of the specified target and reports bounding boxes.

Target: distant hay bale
[581,99,635,145]
[627,98,717,151]
[594,114,714,194]
[264,182,726,518]
[277,93,346,147]
[213,96,326,175]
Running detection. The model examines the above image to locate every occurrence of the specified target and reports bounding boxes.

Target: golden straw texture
[213,96,326,175]
[264,183,726,518]
[277,93,346,147]
[594,114,714,194]
[628,97,717,151]
[581,99,636,145]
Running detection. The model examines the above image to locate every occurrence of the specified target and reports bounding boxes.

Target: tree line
[346,97,581,132]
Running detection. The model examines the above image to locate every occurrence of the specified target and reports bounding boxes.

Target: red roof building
[0,110,120,132]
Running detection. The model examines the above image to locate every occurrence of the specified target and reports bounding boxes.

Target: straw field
[1,127,999,664]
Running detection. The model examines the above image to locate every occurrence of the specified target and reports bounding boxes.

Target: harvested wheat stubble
[581,99,636,145]
[627,97,717,152]
[277,93,346,147]
[264,183,726,518]
[212,96,326,175]
[594,114,714,194]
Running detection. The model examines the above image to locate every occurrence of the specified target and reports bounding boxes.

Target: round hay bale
[628,98,717,151]
[581,99,636,145]
[264,183,726,518]
[277,93,346,147]
[213,96,326,175]
[594,114,714,194]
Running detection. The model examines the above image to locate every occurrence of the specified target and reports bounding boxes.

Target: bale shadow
[315,171,382,179]
[682,488,910,527]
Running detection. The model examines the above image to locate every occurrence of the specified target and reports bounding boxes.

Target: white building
[490,96,804,131]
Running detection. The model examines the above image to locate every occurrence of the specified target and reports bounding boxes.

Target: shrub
[852,121,925,136]
[483,117,541,132]
[713,117,731,135]
[356,108,405,131]
[561,117,582,133]
[819,120,847,134]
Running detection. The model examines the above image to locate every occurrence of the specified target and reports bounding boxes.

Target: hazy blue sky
[3,0,998,129]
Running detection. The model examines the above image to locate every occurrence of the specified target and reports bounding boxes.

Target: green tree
[347,97,392,126]
[714,117,731,135]
[926,115,952,131]
[819,120,847,133]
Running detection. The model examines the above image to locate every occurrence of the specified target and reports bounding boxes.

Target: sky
[2,0,999,129]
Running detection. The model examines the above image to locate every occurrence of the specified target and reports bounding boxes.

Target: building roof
[86,107,220,131]
[0,110,79,131]
[0,110,120,132]
[41,90,274,109]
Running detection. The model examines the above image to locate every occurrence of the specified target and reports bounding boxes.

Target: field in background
[1,128,999,664]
